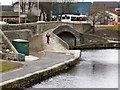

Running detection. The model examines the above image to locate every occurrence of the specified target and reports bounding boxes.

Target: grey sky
[0,0,119,5]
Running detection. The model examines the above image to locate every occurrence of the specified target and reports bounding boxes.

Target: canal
[27,49,118,88]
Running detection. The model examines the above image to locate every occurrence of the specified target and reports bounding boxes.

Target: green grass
[100,26,120,31]
[0,62,19,72]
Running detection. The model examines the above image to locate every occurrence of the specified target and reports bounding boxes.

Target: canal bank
[1,50,80,89]
[28,49,118,88]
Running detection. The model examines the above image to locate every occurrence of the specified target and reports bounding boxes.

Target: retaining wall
[71,43,120,50]
[82,33,108,44]
[2,23,37,35]
[3,29,33,42]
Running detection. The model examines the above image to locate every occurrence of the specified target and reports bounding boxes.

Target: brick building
[90,2,120,14]
[90,2,120,25]
[0,6,18,22]
[0,5,27,23]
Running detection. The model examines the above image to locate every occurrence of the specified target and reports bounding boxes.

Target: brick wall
[90,7,120,14]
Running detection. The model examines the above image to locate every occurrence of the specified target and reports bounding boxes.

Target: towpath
[1,52,74,83]
[0,29,80,86]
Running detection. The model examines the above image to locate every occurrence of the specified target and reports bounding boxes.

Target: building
[0,5,19,22]
[0,5,13,12]
[52,2,92,15]
[13,2,47,21]
[0,5,27,23]
[106,10,119,22]
[90,2,120,25]
[90,2,120,14]
[52,2,92,21]
[0,12,19,22]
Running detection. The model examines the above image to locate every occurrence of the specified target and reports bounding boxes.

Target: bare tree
[59,0,78,20]
[20,1,26,13]
[34,2,54,21]
[34,1,81,21]
[28,2,35,13]
[19,0,35,13]
[87,11,109,33]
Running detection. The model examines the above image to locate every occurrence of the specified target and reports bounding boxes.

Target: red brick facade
[90,8,120,14]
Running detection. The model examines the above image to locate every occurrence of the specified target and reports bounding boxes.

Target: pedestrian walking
[46,33,50,44]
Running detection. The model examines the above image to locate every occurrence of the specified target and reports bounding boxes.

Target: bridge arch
[58,31,76,46]
[53,25,81,47]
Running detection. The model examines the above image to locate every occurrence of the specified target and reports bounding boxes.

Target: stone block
[14,53,25,62]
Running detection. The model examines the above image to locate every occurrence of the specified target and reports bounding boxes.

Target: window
[71,17,87,21]
[62,17,65,19]
[115,8,120,11]
[71,17,77,21]
[67,16,70,19]
[62,16,70,19]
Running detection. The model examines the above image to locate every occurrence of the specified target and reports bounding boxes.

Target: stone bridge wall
[1,22,91,35]
[1,22,91,48]
[37,22,91,34]
[3,29,33,42]
[1,23,37,35]
[53,25,81,46]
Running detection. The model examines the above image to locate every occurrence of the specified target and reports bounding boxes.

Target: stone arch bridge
[2,22,91,45]
[53,25,83,47]
[2,22,107,48]
[53,25,108,48]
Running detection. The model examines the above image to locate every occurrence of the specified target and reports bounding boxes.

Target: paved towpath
[1,52,74,83]
[0,29,80,85]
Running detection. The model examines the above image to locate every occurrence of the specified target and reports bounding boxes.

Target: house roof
[91,2,120,8]
[13,2,19,5]
[96,11,112,16]
[0,12,19,17]
[107,10,119,15]
[0,6,13,12]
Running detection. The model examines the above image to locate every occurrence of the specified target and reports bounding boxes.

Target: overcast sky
[0,0,120,5]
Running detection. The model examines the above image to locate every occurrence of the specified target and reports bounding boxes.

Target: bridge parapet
[37,22,91,34]
[1,22,91,36]
[1,22,91,48]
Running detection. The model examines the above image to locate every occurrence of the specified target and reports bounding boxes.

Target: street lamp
[38,0,39,21]
[19,0,20,24]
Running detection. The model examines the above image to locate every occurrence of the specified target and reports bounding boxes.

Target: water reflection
[29,49,118,88]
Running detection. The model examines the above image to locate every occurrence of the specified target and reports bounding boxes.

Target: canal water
[28,49,118,88]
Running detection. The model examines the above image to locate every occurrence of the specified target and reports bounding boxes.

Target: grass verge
[0,61,22,72]
[100,26,120,31]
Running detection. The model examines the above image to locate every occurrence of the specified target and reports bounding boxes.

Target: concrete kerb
[1,56,80,88]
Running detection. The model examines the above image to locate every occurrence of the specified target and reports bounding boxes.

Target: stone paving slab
[1,52,74,83]
[25,55,39,61]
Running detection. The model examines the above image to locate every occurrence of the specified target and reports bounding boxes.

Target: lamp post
[19,0,20,24]
[104,4,106,25]
[38,0,39,21]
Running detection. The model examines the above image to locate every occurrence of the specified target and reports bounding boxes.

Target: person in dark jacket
[46,33,50,44]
